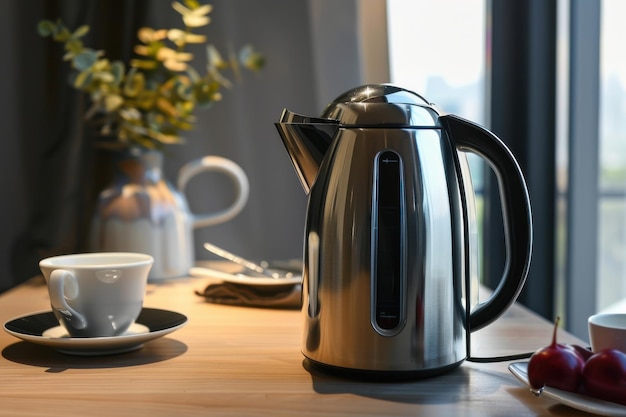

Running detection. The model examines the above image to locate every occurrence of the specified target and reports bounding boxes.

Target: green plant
[38,0,264,150]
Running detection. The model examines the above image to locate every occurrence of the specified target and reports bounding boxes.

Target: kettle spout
[274,109,339,194]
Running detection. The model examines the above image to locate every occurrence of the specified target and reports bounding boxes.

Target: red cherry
[569,344,594,362]
[582,349,626,405]
[527,317,585,392]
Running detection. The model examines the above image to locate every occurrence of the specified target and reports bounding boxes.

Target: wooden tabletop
[0,269,589,417]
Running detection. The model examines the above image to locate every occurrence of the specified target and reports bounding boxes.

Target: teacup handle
[49,269,88,330]
[177,156,250,229]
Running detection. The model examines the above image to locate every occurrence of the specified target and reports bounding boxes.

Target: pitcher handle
[440,114,533,332]
[177,156,250,229]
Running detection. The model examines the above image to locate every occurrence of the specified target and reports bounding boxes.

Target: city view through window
[387,0,626,317]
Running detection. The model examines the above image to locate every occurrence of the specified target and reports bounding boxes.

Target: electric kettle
[275,84,532,378]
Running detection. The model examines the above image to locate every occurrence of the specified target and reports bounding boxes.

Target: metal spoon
[202,242,295,279]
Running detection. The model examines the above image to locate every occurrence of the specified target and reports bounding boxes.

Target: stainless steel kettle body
[275,84,532,378]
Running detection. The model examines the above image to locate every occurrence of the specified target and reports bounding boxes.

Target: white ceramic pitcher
[90,149,249,280]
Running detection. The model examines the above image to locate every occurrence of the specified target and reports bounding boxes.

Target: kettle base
[303,358,465,381]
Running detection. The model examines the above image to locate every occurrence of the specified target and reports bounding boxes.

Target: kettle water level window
[372,150,406,334]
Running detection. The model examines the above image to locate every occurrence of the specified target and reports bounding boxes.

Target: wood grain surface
[0,269,588,417]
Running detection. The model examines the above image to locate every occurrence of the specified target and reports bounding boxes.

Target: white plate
[509,361,626,416]
[190,261,302,286]
[3,308,187,356]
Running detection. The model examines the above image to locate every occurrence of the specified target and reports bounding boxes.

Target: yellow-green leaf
[119,107,141,121]
[164,59,187,71]
[65,39,84,55]
[177,83,194,101]
[167,29,206,45]
[93,71,115,83]
[206,44,226,69]
[130,59,159,70]
[37,20,56,37]
[52,26,71,42]
[170,118,194,131]
[156,97,178,117]
[72,25,90,39]
[73,70,93,89]
[186,66,201,83]
[134,45,151,56]
[149,129,183,144]
[110,61,125,85]
[137,27,167,43]
[104,94,124,111]
[172,2,212,27]
[239,45,265,71]
[124,70,145,97]
[136,90,157,109]
[182,0,202,10]
[183,15,210,28]
[73,50,98,71]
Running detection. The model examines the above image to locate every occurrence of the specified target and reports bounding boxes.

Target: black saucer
[3,308,187,356]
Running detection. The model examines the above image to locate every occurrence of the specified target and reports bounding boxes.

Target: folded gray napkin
[195,282,301,309]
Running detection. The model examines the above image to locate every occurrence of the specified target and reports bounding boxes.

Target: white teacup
[588,313,626,353]
[39,252,154,338]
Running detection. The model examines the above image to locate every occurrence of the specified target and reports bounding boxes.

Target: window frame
[562,0,601,338]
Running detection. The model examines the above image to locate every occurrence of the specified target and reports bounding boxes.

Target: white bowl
[588,313,626,353]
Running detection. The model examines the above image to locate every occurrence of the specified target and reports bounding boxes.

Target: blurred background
[0,0,624,340]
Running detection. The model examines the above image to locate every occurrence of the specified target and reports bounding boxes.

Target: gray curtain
[0,0,335,292]
[2,1,152,289]
[486,0,557,320]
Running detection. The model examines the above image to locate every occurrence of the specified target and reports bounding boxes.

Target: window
[597,0,626,311]
[386,0,486,124]
[561,0,625,338]
[386,0,626,339]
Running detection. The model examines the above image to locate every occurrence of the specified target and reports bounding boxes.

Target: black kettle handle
[440,114,533,332]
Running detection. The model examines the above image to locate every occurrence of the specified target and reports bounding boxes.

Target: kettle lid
[319,84,441,127]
